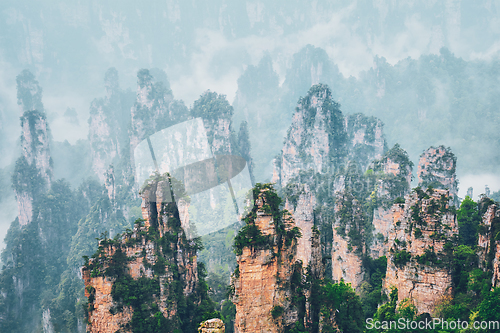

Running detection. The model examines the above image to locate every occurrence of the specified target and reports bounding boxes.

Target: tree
[457,196,481,246]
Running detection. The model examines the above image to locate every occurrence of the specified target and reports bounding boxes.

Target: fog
[1,0,500,250]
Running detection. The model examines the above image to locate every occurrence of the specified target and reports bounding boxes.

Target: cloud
[168,2,472,106]
[43,91,90,144]
[458,173,500,201]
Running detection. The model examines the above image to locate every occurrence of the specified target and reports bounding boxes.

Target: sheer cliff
[12,70,53,226]
[88,68,134,185]
[272,83,398,284]
[231,183,364,333]
[383,188,458,315]
[82,175,216,333]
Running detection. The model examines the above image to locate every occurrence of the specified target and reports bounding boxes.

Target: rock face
[330,146,413,290]
[129,69,188,153]
[477,202,500,287]
[417,146,458,204]
[88,68,134,184]
[369,144,413,258]
[383,188,458,315]
[199,318,225,332]
[82,175,202,332]
[494,244,500,288]
[190,91,238,156]
[12,70,52,225]
[232,185,303,333]
[273,84,389,273]
[331,192,366,289]
[272,84,348,188]
[346,113,386,171]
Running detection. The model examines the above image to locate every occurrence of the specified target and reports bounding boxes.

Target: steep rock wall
[82,176,200,332]
[233,186,302,333]
[477,203,500,287]
[13,70,53,226]
[418,146,458,204]
[272,84,389,278]
[129,69,188,153]
[383,188,458,315]
[88,68,133,184]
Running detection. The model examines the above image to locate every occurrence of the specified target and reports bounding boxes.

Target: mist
[0,0,499,250]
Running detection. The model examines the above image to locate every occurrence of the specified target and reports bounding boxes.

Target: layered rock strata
[477,202,500,287]
[417,146,458,204]
[383,188,458,315]
[82,175,199,332]
[233,185,302,333]
[272,84,389,275]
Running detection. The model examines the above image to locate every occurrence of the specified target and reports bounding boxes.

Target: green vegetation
[360,256,388,318]
[83,197,219,333]
[233,183,301,257]
[0,179,105,333]
[457,196,481,247]
[392,249,412,267]
[271,305,284,319]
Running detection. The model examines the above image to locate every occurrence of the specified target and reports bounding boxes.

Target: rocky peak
[233,184,302,333]
[12,71,52,226]
[280,45,342,115]
[383,187,458,315]
[104,67,120,99]
[16,69,44,114]
[130,68,188,153]
[82,174,206,332]
[88,68,134,184]
[417,146,458,203]
[273,84,391,282]
[190,91,235,156]
[273,83,347,188]
[346,113,386,170]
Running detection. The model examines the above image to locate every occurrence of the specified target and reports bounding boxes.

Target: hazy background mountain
[1,0,500,249]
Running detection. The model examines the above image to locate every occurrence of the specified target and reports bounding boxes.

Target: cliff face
[129,69,188,153]
[12,70,53,226]
[232,185,303,333]
[273,84,386,272]
[494,243,500,288]
[477,203,500,287]
[418,146,458,203]
[190,91,236,156]
[331,191,366,289]
[272,84,347,188]
[369,144,413,258]
[383,188,458,315]
[82,175,203,332]
[272,84,419,291]
[88,68,133,184]
[346,113,385,171]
